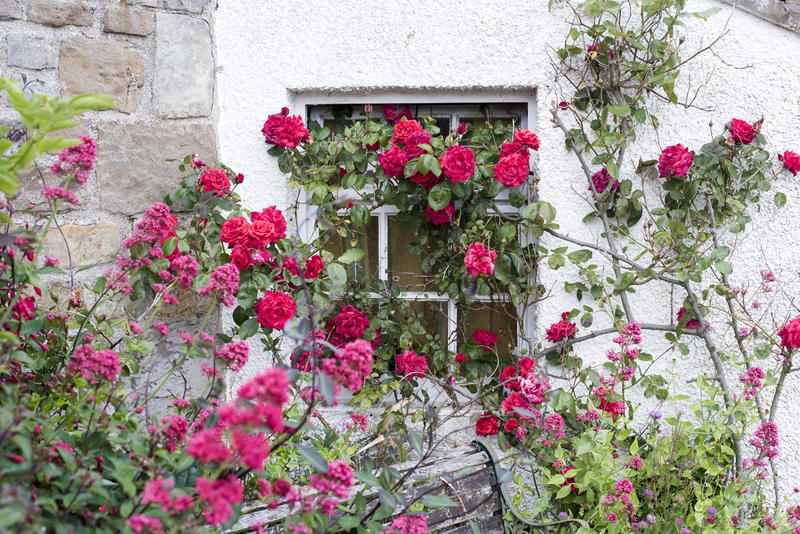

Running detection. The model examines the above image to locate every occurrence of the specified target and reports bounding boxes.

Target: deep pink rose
[255,291,296,330]
[403,129,432,159]
[395,350,427,378]
[658,144,694,179]
[304,255,324,280]
[251,206,287,241]
[778,150,800,176]
[494,152,529,187]
[425,202,456,226]
[409,171,443,189]
[328,305,370,347]
[439,145,475,183]
[393,120,422,144]
[676,306,701,330]
[464,243,496,277]
[779,316,800,349]
[590,167,618,193]
[220,216,251,246]
[546,312,578,342]
[500,141,529,159]
[230,246,252,271]
[261,112,309,148]
[378,142,409,178]
[472,329,498,347]
[383,104,413,125]
[513,129,540,151]
[730,118,755,144]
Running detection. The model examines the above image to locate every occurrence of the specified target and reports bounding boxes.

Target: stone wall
[0,0,219,402]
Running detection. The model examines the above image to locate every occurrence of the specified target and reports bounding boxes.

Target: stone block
[7,33,57,70]
[41,222,121,267]
[154,13,214,118]
[0,1,23,20]
[95,121,217,215]
[124,0,208,13]
[59,36,146,114]
[27,0,93,27]
[103,6,154,36]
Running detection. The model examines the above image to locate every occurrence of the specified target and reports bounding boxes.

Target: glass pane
[388,217,433,291]
[433,117,450,137]
[458,301,518,362]
[323,216,379,289]
[406,300,448,348]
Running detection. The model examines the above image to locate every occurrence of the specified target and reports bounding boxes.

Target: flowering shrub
[3,0,800,532]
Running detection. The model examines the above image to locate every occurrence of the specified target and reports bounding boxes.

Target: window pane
[405,300,448,348]
[457,301,518,362]
[388,217,433,291]
[433,117,450,137]
[322,216,379,289]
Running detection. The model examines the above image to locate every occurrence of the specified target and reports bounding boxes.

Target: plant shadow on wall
[4,2,800,534]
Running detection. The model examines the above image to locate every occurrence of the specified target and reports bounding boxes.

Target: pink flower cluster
[51,135,97,185]
[142,478,192,514]
[381,514,427,534]
[464,243,496,277]
[320,339,373,391]
[66,344,121,384]
[309,460,354,516]
[41,184,79,205]
[395,350,427,378]
[198,263,240,307]
[216,341,249,372]
[195,475,244,526]
[739,366,765,401]
[750,421,779,459]
[160,415,188,453]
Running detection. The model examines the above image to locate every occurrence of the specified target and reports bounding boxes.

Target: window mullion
[378,212,388,280]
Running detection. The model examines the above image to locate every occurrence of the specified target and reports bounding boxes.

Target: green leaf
[715,261,733,275]
[354,470,382,488]
[327,263,347,286]
[160,236,178,257]
[19,319,43,336]
[607,105,631,117]
[428,182,451,211]
[296,445,328,473]
[238,318,259,339]
[567,249,592,264]
[420,494,458,508]
[338,516,361,530]
[711,246,730,260]
[774,192,787,207]
[338,248,364,264]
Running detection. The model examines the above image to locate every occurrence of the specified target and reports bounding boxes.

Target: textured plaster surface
[216,0,800,501]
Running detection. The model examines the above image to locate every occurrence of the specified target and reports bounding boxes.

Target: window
[296,96,537,367]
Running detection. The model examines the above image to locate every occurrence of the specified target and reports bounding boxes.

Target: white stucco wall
[215,0,800,502]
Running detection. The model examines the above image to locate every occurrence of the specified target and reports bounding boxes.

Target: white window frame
[291,92,538,357]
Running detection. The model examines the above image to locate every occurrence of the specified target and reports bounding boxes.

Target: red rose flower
[249,220,277,249]
[778,150,800,176]
[251,206,287,241]
[455,352,467,363]
[378,142,409,178]
[403,129,432,159]
[199,168,231,196]
[255,291,296,330]
[261,112,309,149]
[501,392,531,416]
[494,152,530,188]
[545,313,577,342]
[424,203,456,226]
[730,118,755,144]
[328,305,370,347]
[590,167,618,194]
[464,243,496,277]
[475,412,499,436]
[503,418,520,433]
[471,329,498,347]
[409,171,443,189]
[365,141,381,151]
[230,246,252,271]
[778,316,800,349]
[658,144,694,179]
[513,129,540,151]
[393,120,422,144]
[597,392,624,420]
[304,255,324,280]
[457,122,467,135]
[499,357,535,391]
[220,216,251,246]
[382,104,413,125]
[395,350,427,378]
[439,145,475,183]
[500,141,528,159]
